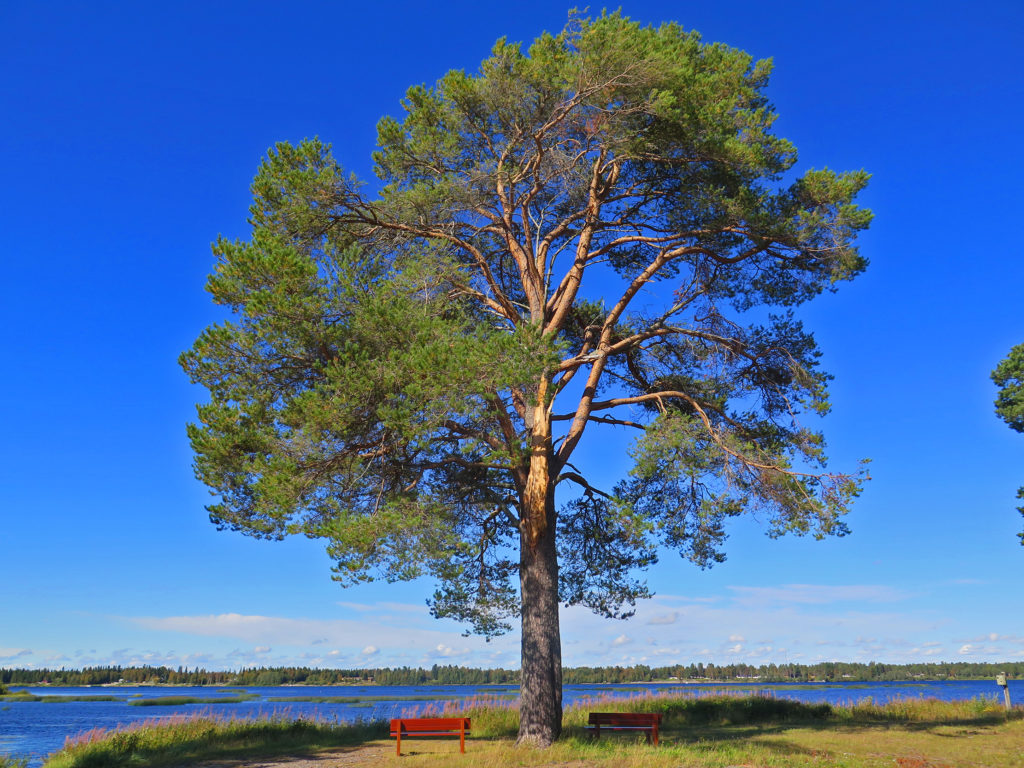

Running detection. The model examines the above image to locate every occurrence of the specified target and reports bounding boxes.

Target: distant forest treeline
[2,661,1020,687]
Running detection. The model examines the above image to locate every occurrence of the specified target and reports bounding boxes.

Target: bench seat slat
[588,713,662,724]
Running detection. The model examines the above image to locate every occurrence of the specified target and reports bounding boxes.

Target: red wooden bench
[389,717,471,755]
[586,712,662,745]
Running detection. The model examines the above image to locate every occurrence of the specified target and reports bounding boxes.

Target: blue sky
[1,0,1022,674]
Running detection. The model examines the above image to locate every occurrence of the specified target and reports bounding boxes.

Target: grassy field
[34,693,1023,768]
[128,694,261,706]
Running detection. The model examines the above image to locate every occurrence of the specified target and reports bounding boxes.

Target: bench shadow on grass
[563,723,822,760]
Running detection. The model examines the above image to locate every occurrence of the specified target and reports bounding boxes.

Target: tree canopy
[182,11,871,745]
[992,343,1024,543]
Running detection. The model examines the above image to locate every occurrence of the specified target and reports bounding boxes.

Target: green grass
[34,693,1024,768]
[128,694,260,706]
[41,713,382,768]
[0,756,29,768]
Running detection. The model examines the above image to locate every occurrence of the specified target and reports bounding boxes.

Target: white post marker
[996,673,1011,711]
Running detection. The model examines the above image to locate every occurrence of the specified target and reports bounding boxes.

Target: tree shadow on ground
[659,723,820,758]
[55,721,390,768]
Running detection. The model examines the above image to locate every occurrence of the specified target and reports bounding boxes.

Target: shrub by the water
[837,694,1011,722]
[128,694,259,706]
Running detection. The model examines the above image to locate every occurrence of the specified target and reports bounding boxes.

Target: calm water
[1,680,1019,766]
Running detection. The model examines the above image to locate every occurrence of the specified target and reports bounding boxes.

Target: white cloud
[434,644,468,657]
[647,612,679,625]
[651,647,680,656]
[959,644,973,655]
[123,611,520,668]
[253,646,271,654]
[361,645,378,655]
[612,634,632,646]
[130,612,474,648]
[728,584,911,606]
[728,634,745,643]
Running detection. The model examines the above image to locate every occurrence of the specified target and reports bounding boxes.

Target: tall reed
[43,709,382,768]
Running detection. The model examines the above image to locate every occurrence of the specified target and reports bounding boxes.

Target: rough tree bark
[517,480,563,746]
[514,383,563,746]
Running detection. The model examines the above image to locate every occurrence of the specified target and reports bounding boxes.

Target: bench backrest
[390,717,471,733]
[588,712,662,726]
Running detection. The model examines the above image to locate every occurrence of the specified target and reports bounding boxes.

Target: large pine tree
[182,13,871,745]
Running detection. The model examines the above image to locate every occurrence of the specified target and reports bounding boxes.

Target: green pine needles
[182,11,872,745]
[992,343,1024,542]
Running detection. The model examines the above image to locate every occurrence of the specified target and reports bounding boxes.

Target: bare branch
[556,471,613,498]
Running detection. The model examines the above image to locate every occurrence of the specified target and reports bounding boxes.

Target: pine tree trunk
[517,483,563,746]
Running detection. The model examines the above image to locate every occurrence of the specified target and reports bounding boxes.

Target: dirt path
[185,745,392,768]
[189,745,597,768]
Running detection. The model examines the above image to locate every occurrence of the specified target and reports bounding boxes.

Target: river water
[1,680,1019,766]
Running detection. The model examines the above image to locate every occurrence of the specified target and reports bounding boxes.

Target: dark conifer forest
[2,661,1020,687]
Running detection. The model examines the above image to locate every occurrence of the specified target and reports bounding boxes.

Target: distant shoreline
[8,676,1016,689]
[4,661,1020,690]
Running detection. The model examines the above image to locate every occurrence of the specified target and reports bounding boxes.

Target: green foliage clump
[128,695,258,706]
[993,343,1024,542]
[840,695,1015,723]
[182,9,873,641]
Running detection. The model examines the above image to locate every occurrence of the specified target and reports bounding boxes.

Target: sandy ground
[186,745,596,768]
[184,746,392,767]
